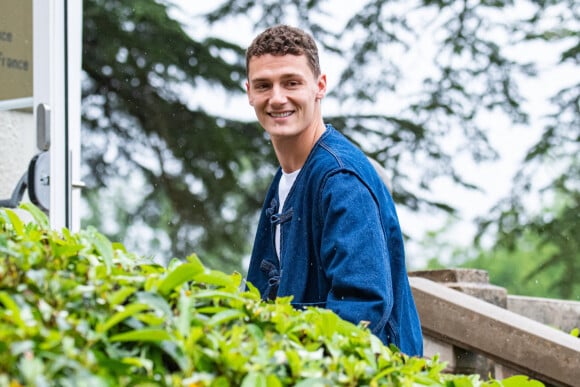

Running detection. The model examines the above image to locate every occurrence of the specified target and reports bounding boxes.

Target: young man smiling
[244,25,423,356]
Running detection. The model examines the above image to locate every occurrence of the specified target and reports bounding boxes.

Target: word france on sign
[0,0,33,102]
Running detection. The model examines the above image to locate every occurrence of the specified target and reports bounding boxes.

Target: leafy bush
[0,205,540,386]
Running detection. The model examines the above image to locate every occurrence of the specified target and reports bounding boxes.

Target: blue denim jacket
[247,124,423,356]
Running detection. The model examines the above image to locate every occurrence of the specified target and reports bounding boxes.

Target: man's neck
[272,120,326,173]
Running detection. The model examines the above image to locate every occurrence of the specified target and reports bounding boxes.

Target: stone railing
[408,269,580,387]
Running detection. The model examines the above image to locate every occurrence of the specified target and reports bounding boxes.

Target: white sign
[0,0,33,102]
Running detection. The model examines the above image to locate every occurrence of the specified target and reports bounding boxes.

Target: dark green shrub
[0,205,541,386]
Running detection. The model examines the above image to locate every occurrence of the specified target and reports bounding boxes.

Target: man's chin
[263,122,293,134]
[265,128,299,140]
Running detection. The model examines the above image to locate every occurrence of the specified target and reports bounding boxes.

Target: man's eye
[287,81,300,87]
[255,83,269,90]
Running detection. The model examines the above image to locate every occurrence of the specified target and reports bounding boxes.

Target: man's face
[246,54,326,140]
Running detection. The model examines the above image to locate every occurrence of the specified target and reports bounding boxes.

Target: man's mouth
[269,111,293,118]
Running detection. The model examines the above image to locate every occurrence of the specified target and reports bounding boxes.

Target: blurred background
[80,0,579,300]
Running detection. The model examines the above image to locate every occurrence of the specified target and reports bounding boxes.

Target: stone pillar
[409,269,509,379]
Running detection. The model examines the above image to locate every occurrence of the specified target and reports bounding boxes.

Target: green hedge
[0,205,541,386]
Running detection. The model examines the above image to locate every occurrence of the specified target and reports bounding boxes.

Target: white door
[32,0,82,230]
[0,0,81,230]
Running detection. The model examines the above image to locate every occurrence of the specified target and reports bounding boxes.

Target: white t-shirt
[275,168,300,260]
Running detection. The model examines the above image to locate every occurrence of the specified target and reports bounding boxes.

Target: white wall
[0,109,36,200]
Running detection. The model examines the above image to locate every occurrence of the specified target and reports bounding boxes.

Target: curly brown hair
[246,25,321,77]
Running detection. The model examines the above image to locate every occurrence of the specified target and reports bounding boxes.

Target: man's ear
[316,74,327,100]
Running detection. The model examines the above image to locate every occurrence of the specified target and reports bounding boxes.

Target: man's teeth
[270,112,292,118]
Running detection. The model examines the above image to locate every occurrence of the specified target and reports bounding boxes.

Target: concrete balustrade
[409,269,580,387]
[507,295,580,334]
[410,268,508,307]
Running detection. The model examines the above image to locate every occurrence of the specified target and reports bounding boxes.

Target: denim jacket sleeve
[318,170,393,339]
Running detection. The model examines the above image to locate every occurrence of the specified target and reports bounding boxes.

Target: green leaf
[194,269,239,288]
[294,378,332,387]
[135,313,165,326]
[19,202,49,229]
[191,289,246,302]
[157,262,205,296]
[185,253,205,269]
[446,375,477,387]
[287,350,302,378]
[97,303,150,333]
[500,375,545,387]
[177,290,194,337]
[167,257,183,271]
[121,357,154,374]
[3,209,24,236]
[266,374,283,387]
[19,356,47,386]
[241,372,268,387]
[0,292,25,330]
[110,328,172,342]
[85,226,114,274]
[207,309,246,327]
[135,291,173,317]
[107,286,137,308]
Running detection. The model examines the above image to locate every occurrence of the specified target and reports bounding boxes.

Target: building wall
[0,109,36,200]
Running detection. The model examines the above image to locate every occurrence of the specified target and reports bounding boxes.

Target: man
[244,24,423,356]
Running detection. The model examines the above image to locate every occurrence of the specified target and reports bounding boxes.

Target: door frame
[33,0,82,230]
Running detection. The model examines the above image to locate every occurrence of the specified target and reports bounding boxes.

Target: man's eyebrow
[249,77,270,83]
[250,73,306,83]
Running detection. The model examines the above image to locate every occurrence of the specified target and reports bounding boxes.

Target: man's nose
[270,85,287,104]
